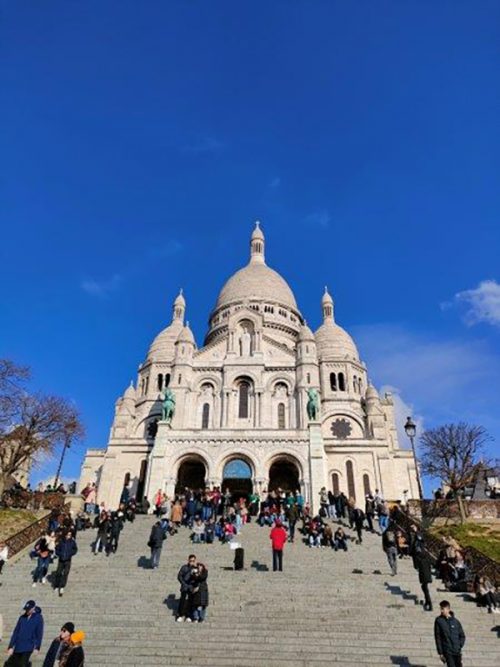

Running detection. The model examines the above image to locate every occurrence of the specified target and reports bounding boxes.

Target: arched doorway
[222,458,253,501]
[268,458,300,492]
[176,458,206,494]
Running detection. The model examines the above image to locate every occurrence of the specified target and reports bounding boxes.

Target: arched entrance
[176,457,206,493]
[268,458,300,492]
[222,458,253,501]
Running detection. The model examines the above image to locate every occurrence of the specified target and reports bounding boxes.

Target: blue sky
[1,2,499,490]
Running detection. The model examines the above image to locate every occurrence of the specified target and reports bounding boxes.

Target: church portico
[79,223,418,511]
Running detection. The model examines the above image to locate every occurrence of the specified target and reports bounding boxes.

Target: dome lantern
[322,286,334,321]
[250,220,265,264]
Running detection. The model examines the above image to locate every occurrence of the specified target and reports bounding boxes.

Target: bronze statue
[306,388,320,421]
[161,388,176,424]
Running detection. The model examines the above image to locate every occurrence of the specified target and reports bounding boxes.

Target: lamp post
[53,433,71,491]
[404,416,424,500]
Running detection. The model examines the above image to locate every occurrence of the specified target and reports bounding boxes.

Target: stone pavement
[1,516,499,666]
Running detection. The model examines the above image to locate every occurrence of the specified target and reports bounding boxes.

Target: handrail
[4,502,71,558]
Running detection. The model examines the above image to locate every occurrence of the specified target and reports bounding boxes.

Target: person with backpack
[382,525,398,575]
[434,600,465,666]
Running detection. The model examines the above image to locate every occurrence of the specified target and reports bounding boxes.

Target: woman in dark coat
[417,553,433,611]
[191,563,209,623]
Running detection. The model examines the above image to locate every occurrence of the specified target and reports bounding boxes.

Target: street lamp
[404,416,424,500]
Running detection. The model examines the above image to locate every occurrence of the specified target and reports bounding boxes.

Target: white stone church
[80,223,419,511]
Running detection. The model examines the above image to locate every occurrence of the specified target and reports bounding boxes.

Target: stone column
[308,421,327,515]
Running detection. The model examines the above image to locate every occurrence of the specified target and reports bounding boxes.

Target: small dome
[299,321,315,342]
[174,289,186,307]
[147,319,184,361]
[215,263,298,311]
[177,323,196,345]
[365,383,379,400]
[251,220,264,241]
[123,382,136,400]
[322,286,333,306]
[315,320,359,361]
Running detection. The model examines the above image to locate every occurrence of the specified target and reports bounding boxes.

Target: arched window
[238,381,250,418]
[363,474,371,496]
[306,373,311,384]
[332,473,340,495]
[145,376,149,394]
[330,372,337,391]
[358,379,362,394]
[141,379,145,396]
[201,403,210,429]
[278,403,286,429]
[157,374,163,391]
[346,460,355,500]
[164,373,171,388]
[338,372,346,392]
[353,375,357,393]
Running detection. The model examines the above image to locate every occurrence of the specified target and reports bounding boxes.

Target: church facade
[79,223,419,512]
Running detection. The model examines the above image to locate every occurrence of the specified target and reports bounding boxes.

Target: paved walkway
[1,516,499,666]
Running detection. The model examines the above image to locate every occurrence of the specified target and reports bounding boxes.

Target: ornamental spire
[321,286,334,322]
[250,220,265,264]
[172,288,186,323]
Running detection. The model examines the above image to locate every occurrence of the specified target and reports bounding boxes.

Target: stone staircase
[1,517,499,666]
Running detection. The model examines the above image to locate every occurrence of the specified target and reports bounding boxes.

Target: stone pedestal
[308,421,327,515]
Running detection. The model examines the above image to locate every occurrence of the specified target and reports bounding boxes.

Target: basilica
[79,223,419,511]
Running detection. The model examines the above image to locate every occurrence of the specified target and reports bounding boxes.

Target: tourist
[417,551,433,611]
[473,575,499,613]
[364,493,375,532]
[396,530,409,558]
[59,630,85,667]
[84,483,97,515]
[6,600,44,666]
[382,525,398,575]
[308,517,323,548]
[192,517,205,543]
[319,487,328,517]
[333,526,348,551]
[93,510,111,555]
[171,500,183,527]
[148,520,166,569]
[323,523,334,548]
[434,600,466,667]
[108,511,124,554]
[347,497,355,529]
[42,621,74,667]
[177,554,198,622]
[270,519,287,572]
[327,490,337,519]
[352,505,365,544]
[0,540,8,583]
[32,534,53,587]
[377,500,390,534]
[154,488,163,517]
[286,501,299,543]
[54,530,78,597]
[408,525,424,569]
[204,517,215,544]
[191,563,209,623]
[223,518,236,543]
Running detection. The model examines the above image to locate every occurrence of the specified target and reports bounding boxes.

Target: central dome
[213,222,299,312]
[215,263,298,310]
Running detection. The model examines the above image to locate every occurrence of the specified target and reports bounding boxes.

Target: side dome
[147,319,183,361]
[315,320,359,361]
[215,263,298,310]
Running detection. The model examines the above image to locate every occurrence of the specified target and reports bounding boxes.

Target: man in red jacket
[270,520,287,572]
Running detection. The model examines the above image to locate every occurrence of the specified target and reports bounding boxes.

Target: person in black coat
[191,563,209,623]
[148,521,166,569]
[42,622,74,667]
[434,600,465,667]
[417,553,433,611]
[54,532,78,597]
[176,554,197,622]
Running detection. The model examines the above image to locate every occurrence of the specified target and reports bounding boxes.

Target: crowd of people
[1,478,498,666]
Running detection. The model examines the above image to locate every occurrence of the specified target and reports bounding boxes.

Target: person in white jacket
[0,540,8,582]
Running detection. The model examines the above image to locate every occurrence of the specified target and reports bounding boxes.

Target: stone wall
[407,499,500,521]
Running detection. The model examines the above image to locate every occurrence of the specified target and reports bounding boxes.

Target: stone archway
[176,457,207,494]
[268,457,300,492]
[222,458,253,501]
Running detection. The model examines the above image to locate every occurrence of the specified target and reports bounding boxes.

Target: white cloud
[380,384,424,450]
[304,210,331,229]
[81,273,122,298]
[452,279,500,327]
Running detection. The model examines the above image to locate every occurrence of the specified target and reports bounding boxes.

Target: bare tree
[0,359,84,494]
[419,422,491,523]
